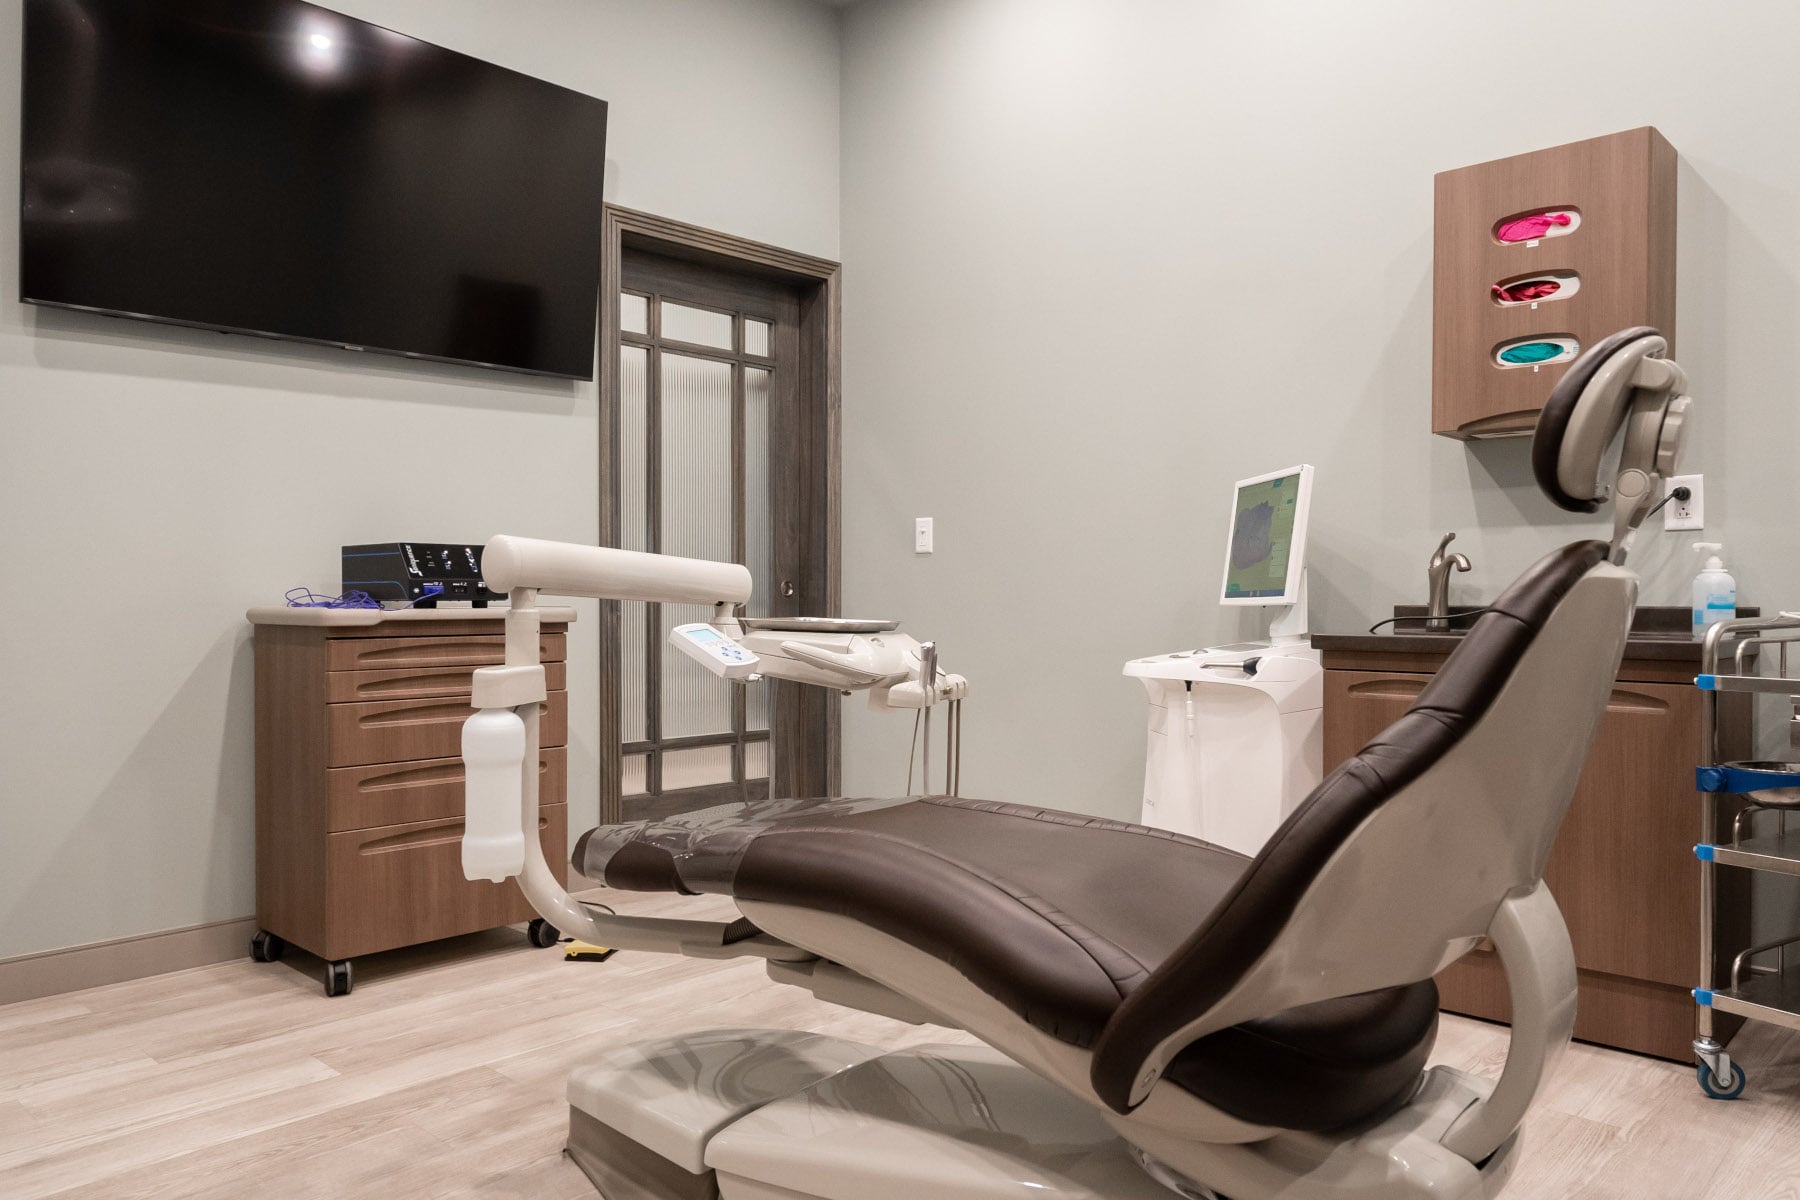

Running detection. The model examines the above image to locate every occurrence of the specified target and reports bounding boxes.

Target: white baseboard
[0,916,259,1007]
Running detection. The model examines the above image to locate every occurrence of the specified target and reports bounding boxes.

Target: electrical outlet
[914,517,934,554]
[1664,474,1704,531]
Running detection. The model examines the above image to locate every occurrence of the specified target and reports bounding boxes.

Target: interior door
[609,249,830,820]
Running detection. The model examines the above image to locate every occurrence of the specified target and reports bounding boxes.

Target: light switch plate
[914,517,933,554]
[1664,474,1704,531]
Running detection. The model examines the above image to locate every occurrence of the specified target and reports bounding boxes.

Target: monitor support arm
[1268,569,1309,644]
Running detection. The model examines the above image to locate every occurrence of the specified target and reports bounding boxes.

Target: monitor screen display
[21,0,609,379]
[1223,469,1306,601]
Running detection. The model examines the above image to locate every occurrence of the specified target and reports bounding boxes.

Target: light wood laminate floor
[3,890,1798,1199]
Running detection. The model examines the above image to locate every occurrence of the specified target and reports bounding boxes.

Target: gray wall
[837,0,1800,816]
[0,0,841,960]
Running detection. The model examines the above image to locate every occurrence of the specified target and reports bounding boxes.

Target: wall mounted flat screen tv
[21,0,609,379]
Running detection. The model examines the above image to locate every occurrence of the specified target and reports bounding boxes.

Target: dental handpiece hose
[920,641,937,796]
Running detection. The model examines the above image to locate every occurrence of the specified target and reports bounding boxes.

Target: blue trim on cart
[1695,674,1718,691]
[1693,989,1714,1007]
[1694,843,1716,862]
[1696,764,1800,794]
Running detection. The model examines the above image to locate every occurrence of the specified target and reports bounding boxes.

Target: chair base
[566,1031,1517,1200]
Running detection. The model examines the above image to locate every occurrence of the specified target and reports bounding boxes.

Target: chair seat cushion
[574,795,1438,1131]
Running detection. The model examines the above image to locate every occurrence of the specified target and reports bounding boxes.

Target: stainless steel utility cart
[1693,613,1800,1099]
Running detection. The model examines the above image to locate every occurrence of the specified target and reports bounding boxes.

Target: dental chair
[460,328,1691,1200]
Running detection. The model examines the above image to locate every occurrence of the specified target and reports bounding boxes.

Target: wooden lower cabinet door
[1322,670,1430,767]
[1325,669,1719,1060]
[1325,672,1700,985]
[321,805,567,961]
[1542,682,1698,987]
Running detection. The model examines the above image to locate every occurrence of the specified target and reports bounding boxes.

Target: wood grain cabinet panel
[1432,127,1676,438]
[325,632,565,672]
[326,692,567,768]
[253,611,573,974]
[1323,659,1745,1061]
[322,806,566,962]
[326,660,566,703]
[326,747,567,832]
[1542,683,1695,986]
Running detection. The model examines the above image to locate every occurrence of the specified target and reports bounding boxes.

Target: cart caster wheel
[249,930,286,963]
[1697,1060,1747,1100]
[528,918,560,949]
[324,959,353,997]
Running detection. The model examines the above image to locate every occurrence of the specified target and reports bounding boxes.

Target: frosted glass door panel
[621,602,648,743]
[661,302,733,350]
[658,353,734,739]
[660,354,733,560]
[621,345,650,551]
[622,754,649,798]
[620,344,650,744]
[745,319,771,358]
[745,365,772,732]
[620,292,649,335]
[663,745,734,790]
[745,367,772,616]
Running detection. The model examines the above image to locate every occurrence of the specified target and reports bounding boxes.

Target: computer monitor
[1220,464,1313,607]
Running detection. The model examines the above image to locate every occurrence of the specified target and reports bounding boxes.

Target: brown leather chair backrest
[1092,540,1635,1111]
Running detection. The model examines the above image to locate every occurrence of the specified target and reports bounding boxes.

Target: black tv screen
[21,0,609,379]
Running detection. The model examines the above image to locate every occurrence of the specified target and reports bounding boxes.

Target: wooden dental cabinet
[248,605,575,994]
[1315,612,1751,1061]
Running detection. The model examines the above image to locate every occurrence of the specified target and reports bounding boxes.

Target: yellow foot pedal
[564,941,617,963]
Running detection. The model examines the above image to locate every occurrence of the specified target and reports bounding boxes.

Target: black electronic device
[21,0,609,379]
[342,543,502,608]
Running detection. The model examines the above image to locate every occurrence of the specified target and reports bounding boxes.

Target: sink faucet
[1427,532,1472,631]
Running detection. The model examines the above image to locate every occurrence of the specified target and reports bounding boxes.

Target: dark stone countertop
[1312,605,1758,664]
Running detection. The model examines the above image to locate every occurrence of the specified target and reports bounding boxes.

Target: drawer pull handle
[355,674,474,699]
[359,702,478,729]
[355,758,552,794]
[1346,680,1429,700]
[358,762,466,792]
[357,815,548,855]
[357,641,498,665]
[358,700,551,729]
[1606,690,1670,714]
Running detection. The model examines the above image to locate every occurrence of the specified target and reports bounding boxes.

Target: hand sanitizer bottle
[1692,543,1736,642]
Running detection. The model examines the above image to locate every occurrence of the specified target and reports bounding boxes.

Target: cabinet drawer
[326,660,566,703]
[322,805,567,961]
[326,746,567,831]
[326,632,566,672]
[327,692,567,768]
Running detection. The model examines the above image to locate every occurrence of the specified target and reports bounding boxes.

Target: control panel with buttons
[669,622,760,680]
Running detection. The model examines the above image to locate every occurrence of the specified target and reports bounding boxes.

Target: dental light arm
[460,534,964,957]
[460,537,820,960]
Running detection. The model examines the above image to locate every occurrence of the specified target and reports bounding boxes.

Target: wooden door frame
[597,205,842,824]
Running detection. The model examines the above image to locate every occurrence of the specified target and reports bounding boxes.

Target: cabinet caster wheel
[250,930,286,963]
[324,959,353,997]
[1697,1060,1747,1100]
[528,918,560,949]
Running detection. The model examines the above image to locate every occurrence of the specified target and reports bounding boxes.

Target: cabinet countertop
[1313,605,1757,664]
[247,605,577,627]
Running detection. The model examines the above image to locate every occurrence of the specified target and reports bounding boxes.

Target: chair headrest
[1529,327,1691,562]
